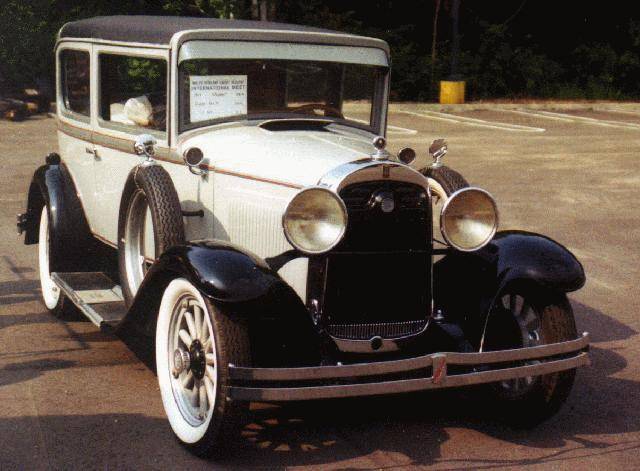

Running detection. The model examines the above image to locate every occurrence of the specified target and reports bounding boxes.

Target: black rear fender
[23,159,95,272]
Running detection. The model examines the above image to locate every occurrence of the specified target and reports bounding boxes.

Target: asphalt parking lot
[1,104,639,469]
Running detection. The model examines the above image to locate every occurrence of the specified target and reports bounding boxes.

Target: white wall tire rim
[157,278,218,444]
[427,177,448,203]
[124,190,154,297]
[38,206,61,309]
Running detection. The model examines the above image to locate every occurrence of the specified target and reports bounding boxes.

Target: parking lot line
[399,110,546,133]
[601,108,640,117]
[386,124,418,135]
[505,109,640,130]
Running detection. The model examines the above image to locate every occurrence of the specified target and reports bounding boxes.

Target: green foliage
[0,0,58,89]
[1,1,640,100]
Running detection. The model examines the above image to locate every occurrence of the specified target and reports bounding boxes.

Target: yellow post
[439,80,466,104]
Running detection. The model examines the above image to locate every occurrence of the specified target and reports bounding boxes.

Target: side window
[60,49,90,117]
[99,54,167,134]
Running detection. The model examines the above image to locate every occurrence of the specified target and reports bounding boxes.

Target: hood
[180,123,376,188]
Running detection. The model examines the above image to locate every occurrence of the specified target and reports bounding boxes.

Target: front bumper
[228,333,589,401]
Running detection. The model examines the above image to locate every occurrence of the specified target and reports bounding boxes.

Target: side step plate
[51,272,127,329]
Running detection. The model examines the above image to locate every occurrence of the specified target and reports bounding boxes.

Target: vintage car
[18,16,589,457]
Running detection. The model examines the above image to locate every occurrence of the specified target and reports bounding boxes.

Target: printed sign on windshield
[189,75,248,122]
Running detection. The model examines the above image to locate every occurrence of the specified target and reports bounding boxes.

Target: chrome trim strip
[57,120,176,161]
[57,119,92,141]
[228,351,590,401]
[230,333,589,382]
[58,120,301,188]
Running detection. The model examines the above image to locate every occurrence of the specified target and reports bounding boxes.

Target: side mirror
[134,134,157,160]
[429,138,448,168]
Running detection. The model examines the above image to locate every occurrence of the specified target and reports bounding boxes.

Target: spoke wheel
[496,292,543,397]
[156,278,250,456]
[169,295,217,426]
[484,287,579,427]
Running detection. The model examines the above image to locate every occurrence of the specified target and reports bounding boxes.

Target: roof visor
[179,41,389,67]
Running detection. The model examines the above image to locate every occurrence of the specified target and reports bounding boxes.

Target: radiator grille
[327,320,428,340]
[319,180,431,341]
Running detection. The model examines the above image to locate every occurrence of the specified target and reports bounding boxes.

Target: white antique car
[18,16,589,457]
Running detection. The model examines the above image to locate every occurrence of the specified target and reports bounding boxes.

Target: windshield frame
[173,41,389,138]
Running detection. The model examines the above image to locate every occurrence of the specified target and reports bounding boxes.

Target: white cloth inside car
[109,95,153,127]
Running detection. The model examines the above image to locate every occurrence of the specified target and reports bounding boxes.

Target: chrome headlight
[283,187,348,254]
[440,187,499,251]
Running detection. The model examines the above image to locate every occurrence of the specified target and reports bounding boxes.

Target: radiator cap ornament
[371,136,390,160]
[429,138,448,168]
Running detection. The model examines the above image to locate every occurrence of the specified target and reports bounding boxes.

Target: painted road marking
[386,124,419,135]
[347,116,418,135]
[399,110,546,133]
[600,108,640,117]
[504,109,640,130]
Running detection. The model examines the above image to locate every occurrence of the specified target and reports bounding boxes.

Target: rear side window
[60,49,90,116]
[99,54,167,134]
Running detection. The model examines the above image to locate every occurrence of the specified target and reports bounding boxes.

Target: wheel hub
[189,340,206,379]
[172,348,190,378]
[172,339,207,379]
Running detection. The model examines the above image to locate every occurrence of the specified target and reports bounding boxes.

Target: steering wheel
[289,103,344,119]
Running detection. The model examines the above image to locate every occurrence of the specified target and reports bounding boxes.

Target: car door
[56,43,98,228]
[91,46,170,247]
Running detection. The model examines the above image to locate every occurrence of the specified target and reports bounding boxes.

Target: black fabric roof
[59,16,349,45]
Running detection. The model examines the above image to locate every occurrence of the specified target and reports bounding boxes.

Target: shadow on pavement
[1,287,637,468]
[0,358,76,387]
[0,279,41,306]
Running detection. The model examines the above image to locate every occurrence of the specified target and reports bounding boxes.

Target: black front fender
[434,230,585,345]
[144,240,296,305]
[122,241,321,366]
[488,230,585,293]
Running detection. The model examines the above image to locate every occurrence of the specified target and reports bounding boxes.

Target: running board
[51,272,126,329]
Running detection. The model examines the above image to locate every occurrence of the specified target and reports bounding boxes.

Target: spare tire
[118,164,185,306]
[421,165,469,199]
[421,165,469,245]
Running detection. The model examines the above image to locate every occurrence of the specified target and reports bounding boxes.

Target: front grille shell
[313,179,432,341]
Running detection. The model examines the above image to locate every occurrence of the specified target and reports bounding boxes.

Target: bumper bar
[228,333,589,402]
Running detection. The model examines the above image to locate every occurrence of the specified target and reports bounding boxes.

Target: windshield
[178,59,386,133]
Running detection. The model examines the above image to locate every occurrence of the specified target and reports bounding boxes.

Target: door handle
[85,147,97,157]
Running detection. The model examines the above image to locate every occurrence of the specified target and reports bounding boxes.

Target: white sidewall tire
[156,278,215,444]
[38,206,61,309]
